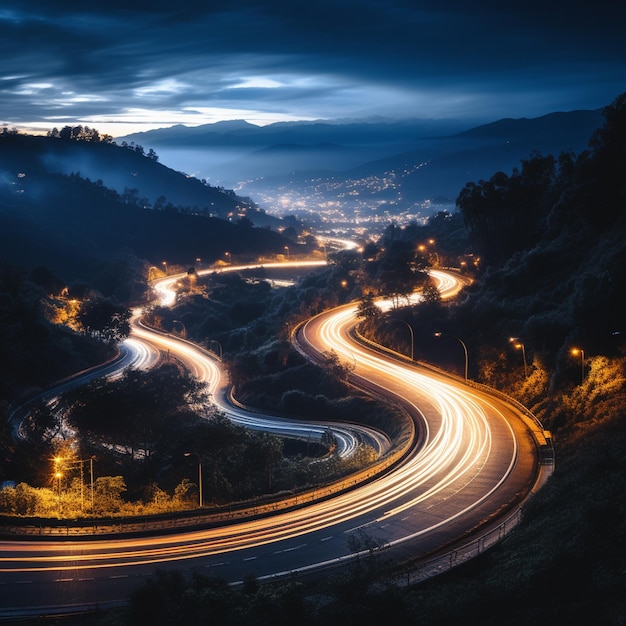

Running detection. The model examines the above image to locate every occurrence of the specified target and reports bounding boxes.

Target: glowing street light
[284,245,290,259]
[184,452,203,508]
[388,319,414,361]
[52,456,63,516]
[162,260,168,275]
[571,347,585,384]
[435,332,468,381]
[509,337,527,377]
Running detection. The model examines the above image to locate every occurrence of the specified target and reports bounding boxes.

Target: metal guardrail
[386,505,525,587]
[0,454,405,538]
[353,327,554,453]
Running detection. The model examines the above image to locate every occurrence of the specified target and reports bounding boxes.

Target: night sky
[2,0,625,136]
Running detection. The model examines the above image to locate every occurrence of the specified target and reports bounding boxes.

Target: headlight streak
[145,265,386,458]
[1,268,524,581]
[309,306,503,522]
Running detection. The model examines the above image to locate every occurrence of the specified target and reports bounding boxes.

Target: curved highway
[0,266,547,618]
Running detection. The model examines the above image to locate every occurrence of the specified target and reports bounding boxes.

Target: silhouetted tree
[356,291,382,322]
[76,297,131,342]
[457,153,557,267]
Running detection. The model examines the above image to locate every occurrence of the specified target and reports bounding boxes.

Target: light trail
[140,262,389,457]
[0,263,545,618]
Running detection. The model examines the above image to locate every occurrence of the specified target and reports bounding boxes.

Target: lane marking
[274,543,307,554]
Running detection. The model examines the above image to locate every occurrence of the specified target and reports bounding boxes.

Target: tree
[93,476,126,513]
[356,291,382,322]
[63,364,206,460]
[30,266,66,296]
[76,297,131,342]
[373,239,429,307]
[20,400,61,445]
[421,279,442,304]
[457,154,557,267]
[321,350,351,381]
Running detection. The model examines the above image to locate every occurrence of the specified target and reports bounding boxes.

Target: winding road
[0,264,551,619]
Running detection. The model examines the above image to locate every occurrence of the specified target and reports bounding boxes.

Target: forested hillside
[0,130,298,288]
[1,95,624,625]
[130,93,626,625]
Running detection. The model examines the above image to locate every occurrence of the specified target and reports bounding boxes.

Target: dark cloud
[2,0,625,134]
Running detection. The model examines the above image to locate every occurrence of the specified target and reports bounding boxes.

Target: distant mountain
[117,117,471,187]
[118,117,467,149]
[118,110,606,217]
[120,119,261,146]
[348,109,606,204]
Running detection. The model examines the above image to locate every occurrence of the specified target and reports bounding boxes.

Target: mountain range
[118,110,606,214]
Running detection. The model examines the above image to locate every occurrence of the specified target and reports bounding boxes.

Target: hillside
[394,108,605,203]
[80,96,626,626]
[0,132,297,290]
[0,131,285,227]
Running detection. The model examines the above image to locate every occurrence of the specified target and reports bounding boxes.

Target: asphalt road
[0,268,546,618]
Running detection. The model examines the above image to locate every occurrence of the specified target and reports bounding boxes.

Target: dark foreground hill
[0,132,296,287]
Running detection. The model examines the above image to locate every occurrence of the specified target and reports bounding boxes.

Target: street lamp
[284,245,290,259]
[161,260,168,275]
[52,456,64,516]
[210,339,222,358]
[184,452,203,508]
[434,332,468,381]
[389,319,414,361]
[509,337,528,377]
[571,347,585,384]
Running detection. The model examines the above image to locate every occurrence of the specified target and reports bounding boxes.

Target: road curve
[0,268,547,618]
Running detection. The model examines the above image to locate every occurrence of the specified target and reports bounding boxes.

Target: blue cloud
[1,0,625,134]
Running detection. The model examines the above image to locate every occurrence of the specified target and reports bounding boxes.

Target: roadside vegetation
[0,94,625,623]
[106,92,626,626]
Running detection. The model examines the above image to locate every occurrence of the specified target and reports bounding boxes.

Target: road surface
[0,267,548,618]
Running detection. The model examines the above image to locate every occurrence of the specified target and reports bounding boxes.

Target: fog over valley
[119,109,605,236]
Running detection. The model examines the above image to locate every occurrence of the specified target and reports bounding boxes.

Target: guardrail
[353,326,554,458]
[0,451,407,539]
[386,504,525,587]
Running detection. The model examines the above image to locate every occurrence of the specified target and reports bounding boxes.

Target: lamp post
[434,332,468,380]
[89,456,94,510]
[284,245,290,259]
[53,456,63,517]
[161,260,167,275]
[509,337,527,377]
[184,452,203,508]
[571,347,585,384]
[389,319,414,361]
[210,339,222,358]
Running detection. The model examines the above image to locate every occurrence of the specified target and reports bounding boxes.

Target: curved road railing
[0,265,554,621]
